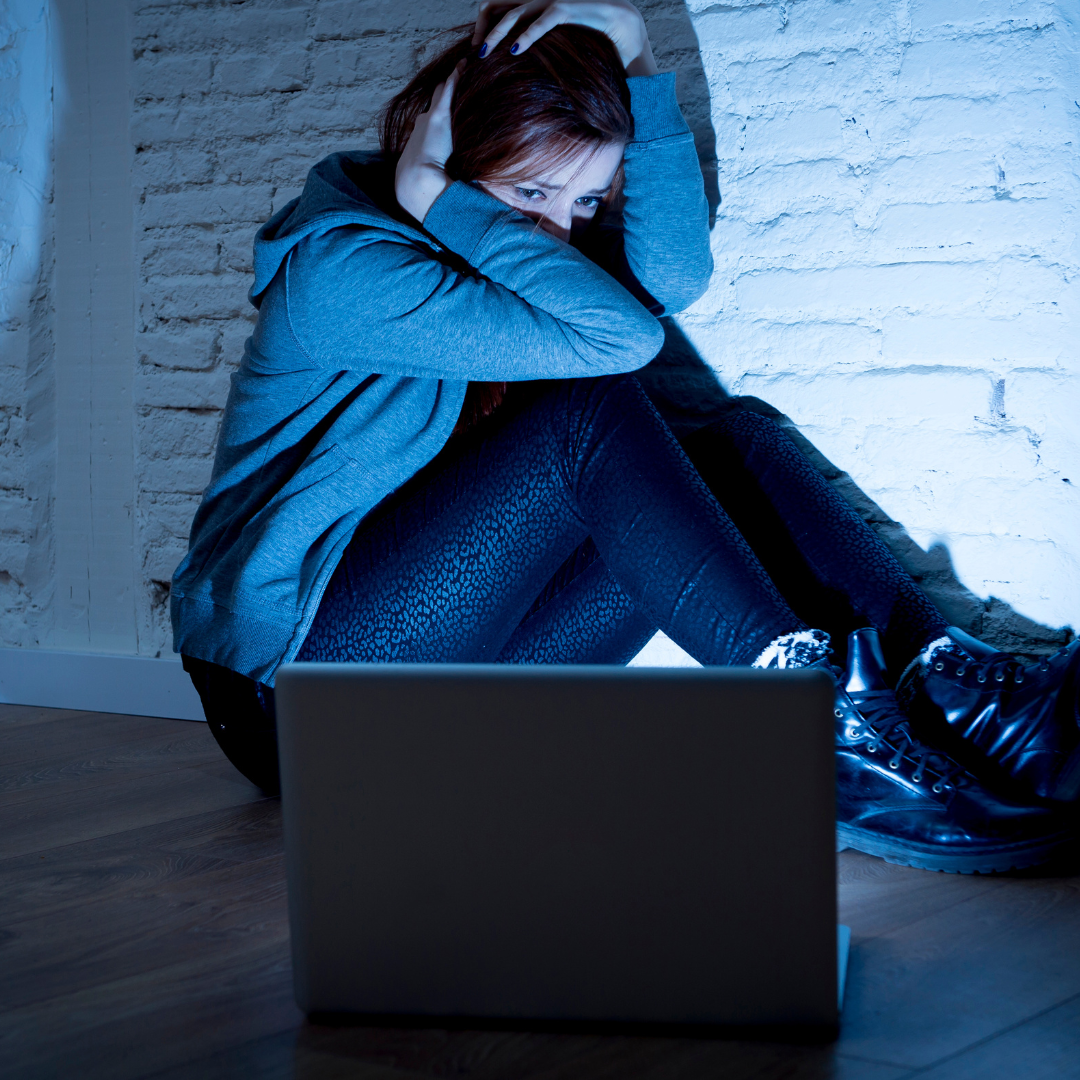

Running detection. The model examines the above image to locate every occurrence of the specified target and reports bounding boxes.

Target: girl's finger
[480,1,540,54]
[424,62,463,130]
[471,1,492,45]
[505,4,569,55]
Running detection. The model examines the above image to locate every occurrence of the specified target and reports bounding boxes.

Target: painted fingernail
[478,42,488,57]
[510,41,519,54]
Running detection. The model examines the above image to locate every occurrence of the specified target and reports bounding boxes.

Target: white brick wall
[1,0,1077,662]
[679,0,1079,650]
[0,0,53,648]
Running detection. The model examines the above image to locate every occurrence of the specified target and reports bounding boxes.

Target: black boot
[906,627,1080,803]
[830,629,1071,873]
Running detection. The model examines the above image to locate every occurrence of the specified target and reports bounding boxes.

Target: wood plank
[0,939,302,1080]
[837,871,1080,1069]
[0,709,187,767]
[913,991,1080,1080]
[837,849,1000,939]
[0,756,263,859]
[0,712,178,763]
[0,853,288,1010]
[0,800,282,923]
[0,721,221,803]
[0,703,99,730]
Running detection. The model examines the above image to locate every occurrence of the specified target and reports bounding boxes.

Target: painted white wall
[0,0,53,648]
[680,0,1080,651]
[0,0,1076,711]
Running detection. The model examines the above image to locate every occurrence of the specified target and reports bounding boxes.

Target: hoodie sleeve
[597,74,714,316]
[281,182,664,382]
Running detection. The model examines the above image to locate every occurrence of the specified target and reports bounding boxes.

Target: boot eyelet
[934,661,945,671]
[955,666,965,677]
[835,709,843,718]
[912,771,924,783]
[1015,674,1023,684]
[932,782,944,793]
[889,758,901,769]
[977,674,987,683]
[867,744,876,753]
[995,671,1005,681]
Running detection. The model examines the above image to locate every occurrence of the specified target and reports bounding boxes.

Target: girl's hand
[394,62,464,223]
[473,1,659,76]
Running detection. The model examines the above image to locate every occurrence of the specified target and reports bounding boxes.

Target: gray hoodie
[170,73,712,684]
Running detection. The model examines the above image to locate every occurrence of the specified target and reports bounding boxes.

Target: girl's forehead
[517,141,626,191]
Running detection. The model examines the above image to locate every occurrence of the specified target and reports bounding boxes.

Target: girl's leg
[298,376,803,667]
[681,407,949,677]
[495,537,657,665]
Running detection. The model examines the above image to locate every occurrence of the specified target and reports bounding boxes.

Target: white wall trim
[0,648,204,721]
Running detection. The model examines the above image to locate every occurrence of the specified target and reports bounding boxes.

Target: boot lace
[942,644,1072,688]
[847,687,966,793]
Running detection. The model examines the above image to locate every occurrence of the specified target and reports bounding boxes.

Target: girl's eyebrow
[528,179,612,196]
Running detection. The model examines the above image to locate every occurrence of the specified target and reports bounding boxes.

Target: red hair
[381,25,633,201]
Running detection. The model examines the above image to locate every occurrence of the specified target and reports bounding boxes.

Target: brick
[722,50,881,115]
[133,147,215,188]
[881,314,1068,363]
[718,160,863,221]
[695,0,896,63]
[909,0,1057,34]
[280,85,388,135]
[132,54,212,101]
[735,258,1065,319]
[139,228,221,277]
[135,363,233,410]
[138,455,216,496]
[213,47,310,96]
[215,224,257,274]
[131,98,279,146]
[310,36,417,91]
[901,90,1073,152]
[739,107,846,164]
[221,141,324,186]
[140,271,253,322]
[137,324,221,371]
[897,32,1060,100]
[138,407,222,460]
[682,317,882,376]
[133,3,310,53]
[312,0,465,40]
[871,198,1063,259]
[140,185,273,228]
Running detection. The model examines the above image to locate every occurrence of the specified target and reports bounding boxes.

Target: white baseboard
[0,648,205,721]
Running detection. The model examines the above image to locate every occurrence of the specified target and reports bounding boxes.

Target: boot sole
[836,824,1074,874]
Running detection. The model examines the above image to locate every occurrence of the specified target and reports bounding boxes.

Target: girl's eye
[515,188,545,201]
[576,196,602,209]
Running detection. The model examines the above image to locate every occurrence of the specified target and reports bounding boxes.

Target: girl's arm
[281,187,664,382]
[613,72,714,315]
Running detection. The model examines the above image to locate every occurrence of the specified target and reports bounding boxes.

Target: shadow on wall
[640,321,1075,661]
[642,0,720,225]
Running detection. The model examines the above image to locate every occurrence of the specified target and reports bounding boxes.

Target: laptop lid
[276,663,837,1028]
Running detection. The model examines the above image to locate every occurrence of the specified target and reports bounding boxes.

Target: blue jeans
[185,374,947,791]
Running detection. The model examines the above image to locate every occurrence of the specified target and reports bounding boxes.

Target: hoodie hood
[250,151,424,303]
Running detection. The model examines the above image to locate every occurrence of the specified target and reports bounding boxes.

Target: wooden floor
[2,705,1080,1080]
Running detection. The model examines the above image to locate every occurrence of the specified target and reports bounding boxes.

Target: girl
[174,1,1079,872]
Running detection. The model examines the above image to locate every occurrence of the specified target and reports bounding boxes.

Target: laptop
[275,663,847,1032]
